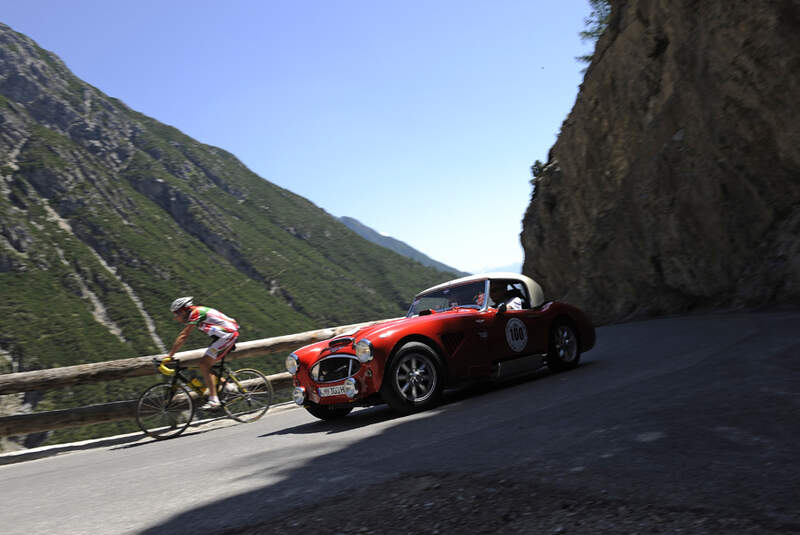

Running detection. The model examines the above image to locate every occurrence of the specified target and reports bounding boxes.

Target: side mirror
[497,303,507,314]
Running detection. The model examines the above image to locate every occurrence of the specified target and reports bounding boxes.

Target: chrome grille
[311,356,361,383]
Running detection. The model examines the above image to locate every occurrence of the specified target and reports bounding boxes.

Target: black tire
[305,403,353,421]
[221,368,273,423]
[136,383,195,440]
[381,341,443,413]
[546,322,581,372]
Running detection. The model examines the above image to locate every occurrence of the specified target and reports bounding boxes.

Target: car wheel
[546,321,581,372]
[381,341,443,413]
[305,403,353,421]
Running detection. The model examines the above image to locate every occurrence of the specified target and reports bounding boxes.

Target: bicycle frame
[137,354,272,439]
[158,356,256,405]
[160,358,217,394]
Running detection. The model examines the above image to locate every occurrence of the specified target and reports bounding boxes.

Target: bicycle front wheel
[136,383,195,439]
[222,368,273,423]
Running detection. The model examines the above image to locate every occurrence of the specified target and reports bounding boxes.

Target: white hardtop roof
[416,272,545,307]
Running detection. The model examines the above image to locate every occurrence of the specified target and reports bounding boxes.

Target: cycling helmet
[170,296,193,312]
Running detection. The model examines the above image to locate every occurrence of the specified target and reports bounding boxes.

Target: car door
[440,309,493,378]
[487,306,550,360]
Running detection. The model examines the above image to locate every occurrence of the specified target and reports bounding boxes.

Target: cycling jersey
[186,306,239,336]
[186,306,239,360]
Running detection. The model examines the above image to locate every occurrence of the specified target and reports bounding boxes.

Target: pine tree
[577,0,612,65]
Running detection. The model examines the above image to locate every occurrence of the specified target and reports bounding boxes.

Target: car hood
[348,308,476,341]
[294,309,476,364]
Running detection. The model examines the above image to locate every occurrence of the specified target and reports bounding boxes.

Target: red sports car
[286,273,595,420]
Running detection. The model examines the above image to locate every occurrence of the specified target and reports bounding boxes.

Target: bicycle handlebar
[156,356,179,376]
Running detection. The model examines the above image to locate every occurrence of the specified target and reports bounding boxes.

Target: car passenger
[489,282,523,310]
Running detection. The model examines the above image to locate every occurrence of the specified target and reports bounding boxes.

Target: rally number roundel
[505,318,528,353]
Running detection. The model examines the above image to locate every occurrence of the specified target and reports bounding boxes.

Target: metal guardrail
[0,318,393,437]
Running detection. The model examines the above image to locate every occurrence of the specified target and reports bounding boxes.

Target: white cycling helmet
[170,296,193,312]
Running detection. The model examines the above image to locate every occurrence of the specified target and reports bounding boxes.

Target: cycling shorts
[204,331,239,360]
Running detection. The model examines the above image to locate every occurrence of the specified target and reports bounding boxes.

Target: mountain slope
[339,216,469,276]
[0,24,455,446]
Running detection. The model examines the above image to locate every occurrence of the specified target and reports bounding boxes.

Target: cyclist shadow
[113,413,236,450]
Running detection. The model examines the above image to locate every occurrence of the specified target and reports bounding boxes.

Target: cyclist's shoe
[222,382,238,394]
[199,399,221,411]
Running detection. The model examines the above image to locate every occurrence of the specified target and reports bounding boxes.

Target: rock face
[521,0,800,324]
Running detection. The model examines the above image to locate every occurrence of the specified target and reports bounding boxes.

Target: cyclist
[165,296,239,410]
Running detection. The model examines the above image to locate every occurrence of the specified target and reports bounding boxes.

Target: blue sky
[3,1,595,274]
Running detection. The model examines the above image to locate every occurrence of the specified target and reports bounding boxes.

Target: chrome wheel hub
[395,353,437,402]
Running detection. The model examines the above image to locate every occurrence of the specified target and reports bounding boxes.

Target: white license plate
[318,385,346,397]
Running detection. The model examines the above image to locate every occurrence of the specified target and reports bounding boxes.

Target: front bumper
[293,354,381,405]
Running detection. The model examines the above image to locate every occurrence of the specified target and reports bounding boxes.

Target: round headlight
[286,353,299,375]
[292,386,306,405]
[309,363,320,382]
[354,339,373,363]
[344,377,358,398]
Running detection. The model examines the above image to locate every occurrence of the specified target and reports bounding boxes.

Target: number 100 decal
[505,318,528,352]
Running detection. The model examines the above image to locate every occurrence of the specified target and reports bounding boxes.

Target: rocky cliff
[521,0,800,324]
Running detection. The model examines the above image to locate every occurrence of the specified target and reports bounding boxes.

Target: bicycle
[135,354,273,440]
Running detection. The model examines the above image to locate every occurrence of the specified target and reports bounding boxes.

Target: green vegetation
[16,125,71,171]
[2,42,21,55]
[577,0,612,65]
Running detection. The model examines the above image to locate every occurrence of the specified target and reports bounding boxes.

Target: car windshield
[407,280,488,316]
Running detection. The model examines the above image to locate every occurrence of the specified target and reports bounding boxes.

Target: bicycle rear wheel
[136,383,195,439]
[221,368,273,423]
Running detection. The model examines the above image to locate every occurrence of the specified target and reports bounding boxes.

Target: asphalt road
[1,309,798,534]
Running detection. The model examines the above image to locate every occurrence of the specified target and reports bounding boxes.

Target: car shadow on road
[258,361,599,438]
[445,360,600,404]
[258,404,403,437]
